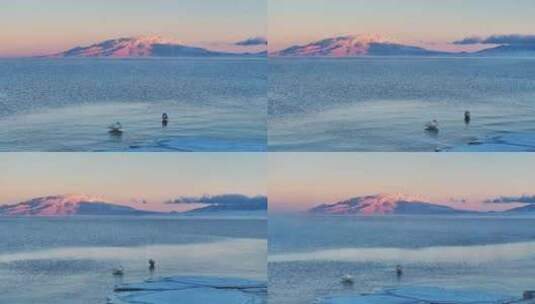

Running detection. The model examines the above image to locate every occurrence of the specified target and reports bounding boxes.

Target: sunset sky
[269,0,535,52]
[0,153,266,212]
[0,0,266,57]
[3,1,534,56]
[269,153,535,213]
[3,153,535,213]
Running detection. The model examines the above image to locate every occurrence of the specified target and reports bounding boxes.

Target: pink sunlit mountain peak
[309,193,467,215]
[272,34,449,57]
[46,36,264,58]
[0,194,161,216]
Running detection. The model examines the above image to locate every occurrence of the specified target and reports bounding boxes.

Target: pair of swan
[425,111,471,133]
[112,260,156,276]
[108,113,170,134]
[341,265,403,284]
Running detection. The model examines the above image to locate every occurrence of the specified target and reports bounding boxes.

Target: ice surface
[447,133,535,152]
[317,295,414,304]
[317,286,518,304]
[128,137,266,152]
[109,276,267,304]
[386,286,516,303]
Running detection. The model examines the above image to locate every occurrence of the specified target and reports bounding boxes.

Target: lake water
[268,215,535,304]
[269,57,535,151]
[0,216,267,304]
[0,58,266,151]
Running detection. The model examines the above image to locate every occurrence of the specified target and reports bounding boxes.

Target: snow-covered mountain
[0,195,161,216]
[0,194,267,217]
[48,36,262,58]
[309,193,469,215]
[272,35,448,57]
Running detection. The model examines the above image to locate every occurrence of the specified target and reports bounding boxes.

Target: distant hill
[47,36,264,58]
[504,204,535,213]
[475,44,535,56]
[309,193,471,215]
[182,195,267,214]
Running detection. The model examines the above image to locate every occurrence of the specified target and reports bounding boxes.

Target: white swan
[108,122,123,134]
[112,266,124,276]
[425,120,439,132]
[341,274,354,284]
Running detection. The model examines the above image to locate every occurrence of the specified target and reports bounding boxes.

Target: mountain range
[39,34,535,58]
[3,193,532,216]
[272,34,535,57]
[47,36,265,58]
[309,193,535,215]
[0,194,266,216]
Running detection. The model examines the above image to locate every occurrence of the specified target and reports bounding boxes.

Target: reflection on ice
[0,239,266,261]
